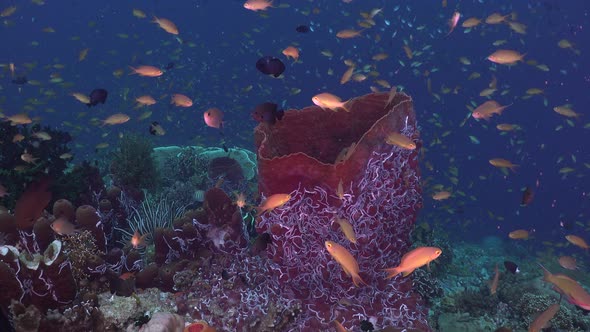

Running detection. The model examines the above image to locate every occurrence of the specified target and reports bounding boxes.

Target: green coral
[110,133,159,191]
[445,287,500,316]
[515,293,590,331]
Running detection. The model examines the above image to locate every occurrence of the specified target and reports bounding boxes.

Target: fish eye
[436,250,442,255]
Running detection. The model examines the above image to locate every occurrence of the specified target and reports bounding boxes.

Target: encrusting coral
[110,133,159,192]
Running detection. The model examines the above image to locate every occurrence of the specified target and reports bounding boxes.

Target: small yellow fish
[132,8,146,18]
[78,48,89,61]
[325,241,366,287]
[385,132,416,150]
[102,113,130,126]
[334,218,356,244]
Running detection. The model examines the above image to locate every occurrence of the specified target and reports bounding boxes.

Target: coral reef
[116,193,186,249]
[410,222,452,277]
[110,133,159,192]
[136,312,184,332]
[97,288,177,330]
[0,239,77,311]
[412,269,444,305]
[208,156,244,183]
[515,293,590,331]
[0,122,72,210]
[61,230,104,281]
[9,300,42,332]
[155,146,257,184]
[44,300,105,332]
[52,161,105,207]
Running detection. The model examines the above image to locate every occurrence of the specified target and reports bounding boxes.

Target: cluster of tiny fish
[256,123,427,330]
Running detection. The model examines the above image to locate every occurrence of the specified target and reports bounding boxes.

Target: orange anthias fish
[102,113,130,126]
[333,320,349,332]
[171,94,193,107]
[432,191,452,201]
[257,193,291,216]
[136,95,156,106]
[336,29,364,39]
[558,256,578,270]
[243,0,273,11]
[446,11,461,36]
[21,152,38,164]
[508,229,529,240]
[12,133,25,143]
[565,235,589,250]
[312,93,350,112]
[471,100,511,120]
[282,46,299,61]
[152,16,179,35]
[71,92,90,104]
[384,247,442,278]
[340,65,355,84]
[385,132,416,150]
[496,123,516,131]
[51,217,77,236]
[5,113,32,126]
[553,106,582,118]
[486,12,512,24]
[487,49,525,65]
[489,158,519,172]
[131,230,147,249]
[539,264,590,310]
[528,302,560,332]
[129,65,163,77]
[489,264,500,295]
[204,108,224,129]
[325,240,367,287]
[462,17,481,28]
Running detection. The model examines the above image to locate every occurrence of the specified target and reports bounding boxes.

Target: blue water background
[1,0,588,253]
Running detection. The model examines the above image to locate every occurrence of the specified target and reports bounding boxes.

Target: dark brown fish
[521,186,534,206]
[87,88,108,107]
[251,102,284,125]
[256,56,285,77]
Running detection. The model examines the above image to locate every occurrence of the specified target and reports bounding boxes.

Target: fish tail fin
[510,164,519,173]
[341,99,352,112]
[537,262,552,282]
[128,66,137,75]
[383,267,400,279]
[151,15,159,23]
[352,273,368,287]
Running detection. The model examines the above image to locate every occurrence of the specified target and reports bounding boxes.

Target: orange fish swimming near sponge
[257,193,291,216]
[325,240,367,287]
[384,246,442,278]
